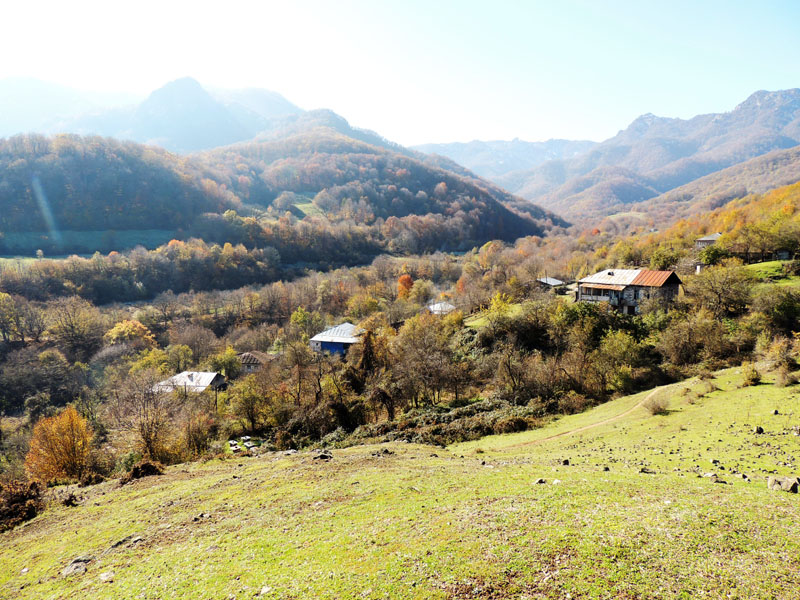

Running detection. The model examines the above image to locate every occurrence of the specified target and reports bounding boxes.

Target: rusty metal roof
[580,269,681,288]
[630,270,679,287]
[580,283,626,291]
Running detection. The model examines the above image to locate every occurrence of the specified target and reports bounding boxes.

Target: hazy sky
[3,0,799,145]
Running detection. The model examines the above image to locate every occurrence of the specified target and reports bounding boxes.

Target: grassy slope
[2,368,800,599]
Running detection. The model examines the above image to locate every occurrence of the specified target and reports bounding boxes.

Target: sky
[2,0,799,146]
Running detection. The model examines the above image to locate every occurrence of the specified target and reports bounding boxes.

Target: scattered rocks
[602,466,610,472]
[561,459,570,466]
[773,410,780,416]
[259,585,274,596]
[192,513,212,522]
[371,448,394,457]
[312,451,333,461]
[99,571,114,583]
[639,467,655,474]
[108,534,143,550]
[710,459,720,465]
[754,426,764,435]
[767,476,799,493]
[534,478,546,485]
[552,479,562,485]
[282,449,298,455]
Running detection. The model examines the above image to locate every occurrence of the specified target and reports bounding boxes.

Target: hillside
[412,138,596,179]
[499,89,800,222]
[3,367,798,599]
[0,131,564,257]
[621,146,800,228]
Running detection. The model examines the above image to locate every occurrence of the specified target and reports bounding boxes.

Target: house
[154,371,227,394]
[695,232,722,249]
[310,322,363,355]
[237,351,273,374]
[425,301,456,316]
[577,269,682,315]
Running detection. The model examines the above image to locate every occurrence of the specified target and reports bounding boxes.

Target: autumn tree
[104,319,157,350]
[397,274,413,299]
[25,406,93,482]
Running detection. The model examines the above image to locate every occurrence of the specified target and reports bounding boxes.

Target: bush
[120,460,164,485]
[0,480,44,532]
[493,416,529,434]
[644,395,669,415]
[741,363,762,387]
[24,406,93,483]
[775,365,797,388]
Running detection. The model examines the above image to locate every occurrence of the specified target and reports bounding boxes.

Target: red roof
[630,270,680,287]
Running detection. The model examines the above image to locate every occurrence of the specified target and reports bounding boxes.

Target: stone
[99,571,114,583]
[534,478,546,484]
[754,426,764,434]
[639,467,655,474]
[552,479,561,485]
[710,459,720,465]
[767,476,799,493]
[773,410,780,415]
[62,563,86,577]
[602,466,610,472]
[561,459,570,466]
[61,556,93,578]
[313,451,333,461]
[259,585,274,596]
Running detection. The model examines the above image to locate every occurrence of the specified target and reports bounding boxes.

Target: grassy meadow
[2,367,799,599]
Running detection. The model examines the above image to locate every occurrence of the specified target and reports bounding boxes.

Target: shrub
[741,363,762,387]
[0,480,44,532]
[644,396,669,416]
[775,365,798,388]
[493,416,529,434]
[557,391,591,415]
[120,460,164,485]
[25,406,93,483]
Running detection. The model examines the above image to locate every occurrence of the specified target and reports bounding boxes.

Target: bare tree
[108,369,181,461]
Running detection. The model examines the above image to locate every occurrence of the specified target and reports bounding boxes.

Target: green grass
[3,367,800,599]
[294,201,324,217]
[744,260,789,279]
[465,302,525,328]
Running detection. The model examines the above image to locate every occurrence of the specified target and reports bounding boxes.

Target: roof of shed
[696,232,722,242]
[538,277,565,286]
[310,322,364,344]
[154,371,222,392]
[580,283,626,291]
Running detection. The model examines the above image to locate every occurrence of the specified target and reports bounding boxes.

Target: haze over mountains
[0,77,303,153]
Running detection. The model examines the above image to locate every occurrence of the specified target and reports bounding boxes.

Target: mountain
[499,89,800,222]
[611,145,800,230]
[0,78,138,138]
[1,77,304,154]
[412,138,596,178]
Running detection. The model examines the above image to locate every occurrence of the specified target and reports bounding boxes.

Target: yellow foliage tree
[25,406,93,482]
[104,319,157,349]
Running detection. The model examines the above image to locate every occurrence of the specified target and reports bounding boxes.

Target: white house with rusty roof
[577,269,682,315]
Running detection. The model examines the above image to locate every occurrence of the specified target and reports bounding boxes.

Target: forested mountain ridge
[413,138,597,178]
[0,129,566,260]
[498,88,800,222]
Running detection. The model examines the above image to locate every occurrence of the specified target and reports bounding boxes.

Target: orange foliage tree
[397,274,413,299]
[25,406,93,482]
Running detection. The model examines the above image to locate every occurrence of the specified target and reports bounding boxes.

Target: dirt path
[510,385,671,448]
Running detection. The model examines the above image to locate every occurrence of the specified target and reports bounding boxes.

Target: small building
[310,322,363,355]
[695,232,722,249]
[577,269,682,315]
[237,351,273,374]
[537,276,565,288]
[426,301,456,316]
[154,371,227,394]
